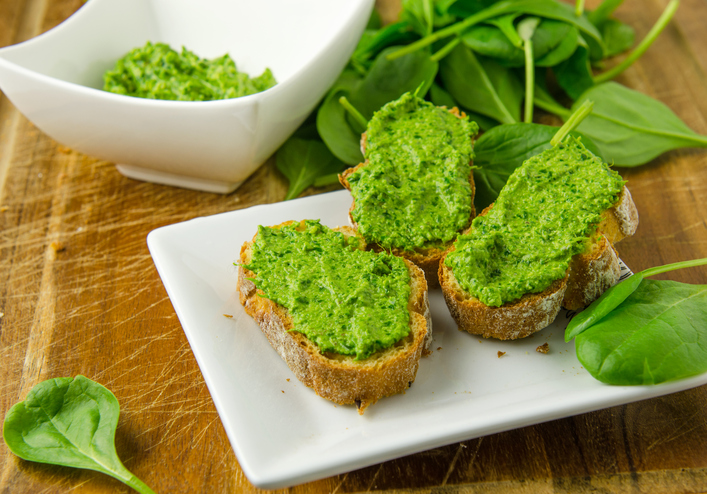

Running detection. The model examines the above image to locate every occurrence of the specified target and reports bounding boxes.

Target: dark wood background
[1,0,706,492]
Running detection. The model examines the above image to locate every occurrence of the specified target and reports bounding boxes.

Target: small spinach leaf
[316,71,364,166]
[535,24,579,66]
[575,280,707,385]
[601,18,635,57]
[3,376,155,494]
[572,82,707,166]
[553,35,594,99]
[276,138,345,200]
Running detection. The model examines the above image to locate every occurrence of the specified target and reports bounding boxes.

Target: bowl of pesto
[0,0,373,193]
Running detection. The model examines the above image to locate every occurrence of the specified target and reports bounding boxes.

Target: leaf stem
[125,474,157,494]
[593,0,680,84]
[523,41,535,123]
[551,100,594,146]
[338,96,368,129]
[575,0,586,17]
[533,97,572,119]
[386,0,516,60]
[641,257,707,278]
[431,37,462,62]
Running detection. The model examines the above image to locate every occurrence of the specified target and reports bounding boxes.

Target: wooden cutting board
[1,0,706,492]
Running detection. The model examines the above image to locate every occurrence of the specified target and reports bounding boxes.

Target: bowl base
[116,164,243,194]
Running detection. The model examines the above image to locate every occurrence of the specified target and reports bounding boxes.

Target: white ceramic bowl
[0,0,373,193]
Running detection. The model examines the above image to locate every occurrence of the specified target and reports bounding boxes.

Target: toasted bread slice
[440,185,638,339]
[237,221,432,414]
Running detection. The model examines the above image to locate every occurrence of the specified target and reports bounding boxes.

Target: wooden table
[1,0,706,492]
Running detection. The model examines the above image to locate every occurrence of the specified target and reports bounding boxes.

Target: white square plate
[147,190,707,489]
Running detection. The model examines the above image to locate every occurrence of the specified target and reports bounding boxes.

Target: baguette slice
[440,186,638,339]
[339,102,477,289]
[237,221,432,414]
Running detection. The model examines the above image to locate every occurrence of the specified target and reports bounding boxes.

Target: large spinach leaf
[440,43,523,124]
[572,82,707,166]
[3,376,155,494]
[575,280,707,385]
[348,46,438,121]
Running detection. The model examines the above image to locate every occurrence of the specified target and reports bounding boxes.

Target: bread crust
[439,186,638,339]
[339,106,476,289]
[237,221,432,414]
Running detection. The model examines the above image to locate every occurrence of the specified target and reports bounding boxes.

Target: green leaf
[535,25,579,66]
[440,43,523,124]
[348,46,438,121]
[472,122,601,210]
[572,82,707,166]
[565,273,644,341]
[3,376,155,494]
[575,280,707,385]
[601,18,635,57]
[276,138,345,200]
[553,36,594,99]
[316,71,364,166]
[566,257,707,341]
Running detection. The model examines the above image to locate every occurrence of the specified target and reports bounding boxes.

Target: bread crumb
[497,351,506,358]
[437,347,442,351]
[281,390,285,394]
[536,342,550,354]
[286,379,290,382]
[223,314,233,318]
[50,241,65,252]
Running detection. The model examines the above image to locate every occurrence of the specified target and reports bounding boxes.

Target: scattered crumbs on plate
[536,342,550,354]
[286,378,290,382]
[437,347,442,351]
[50,241,65,252]
[281,390,285,394]
[478,340,482,343]
[223,314,234,318]
[497,351,506,358]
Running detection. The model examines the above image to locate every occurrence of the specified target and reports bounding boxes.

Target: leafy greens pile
[276,0,707,207]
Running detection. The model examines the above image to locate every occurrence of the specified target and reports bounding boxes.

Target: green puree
[103,42,276,101]
[444,137,625,307]
[346,92,479,251]
[245,220,411,360]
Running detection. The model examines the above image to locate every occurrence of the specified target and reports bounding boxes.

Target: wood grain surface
[1,0,706,493]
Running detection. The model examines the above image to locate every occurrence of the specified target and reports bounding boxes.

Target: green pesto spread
[346,92,479,251]
[244,220,411,360]
[444,137,625,307]
[103,42,276,101]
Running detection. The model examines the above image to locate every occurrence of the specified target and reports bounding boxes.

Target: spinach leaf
[572,82,707,166]
[3,376,155,494]
[535,24,579,66]
[462,24,524,66]
[402,0,435,36]
[440,43,523,124]
[348,46,438,121]
[351,21,419,74]
[600,18,635,57]
[276,138,345,200]
[566,257,707,341]
[553,35,594,99]
[472,122,600,210]
[316,71,364,165]
[575,280,707,385]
